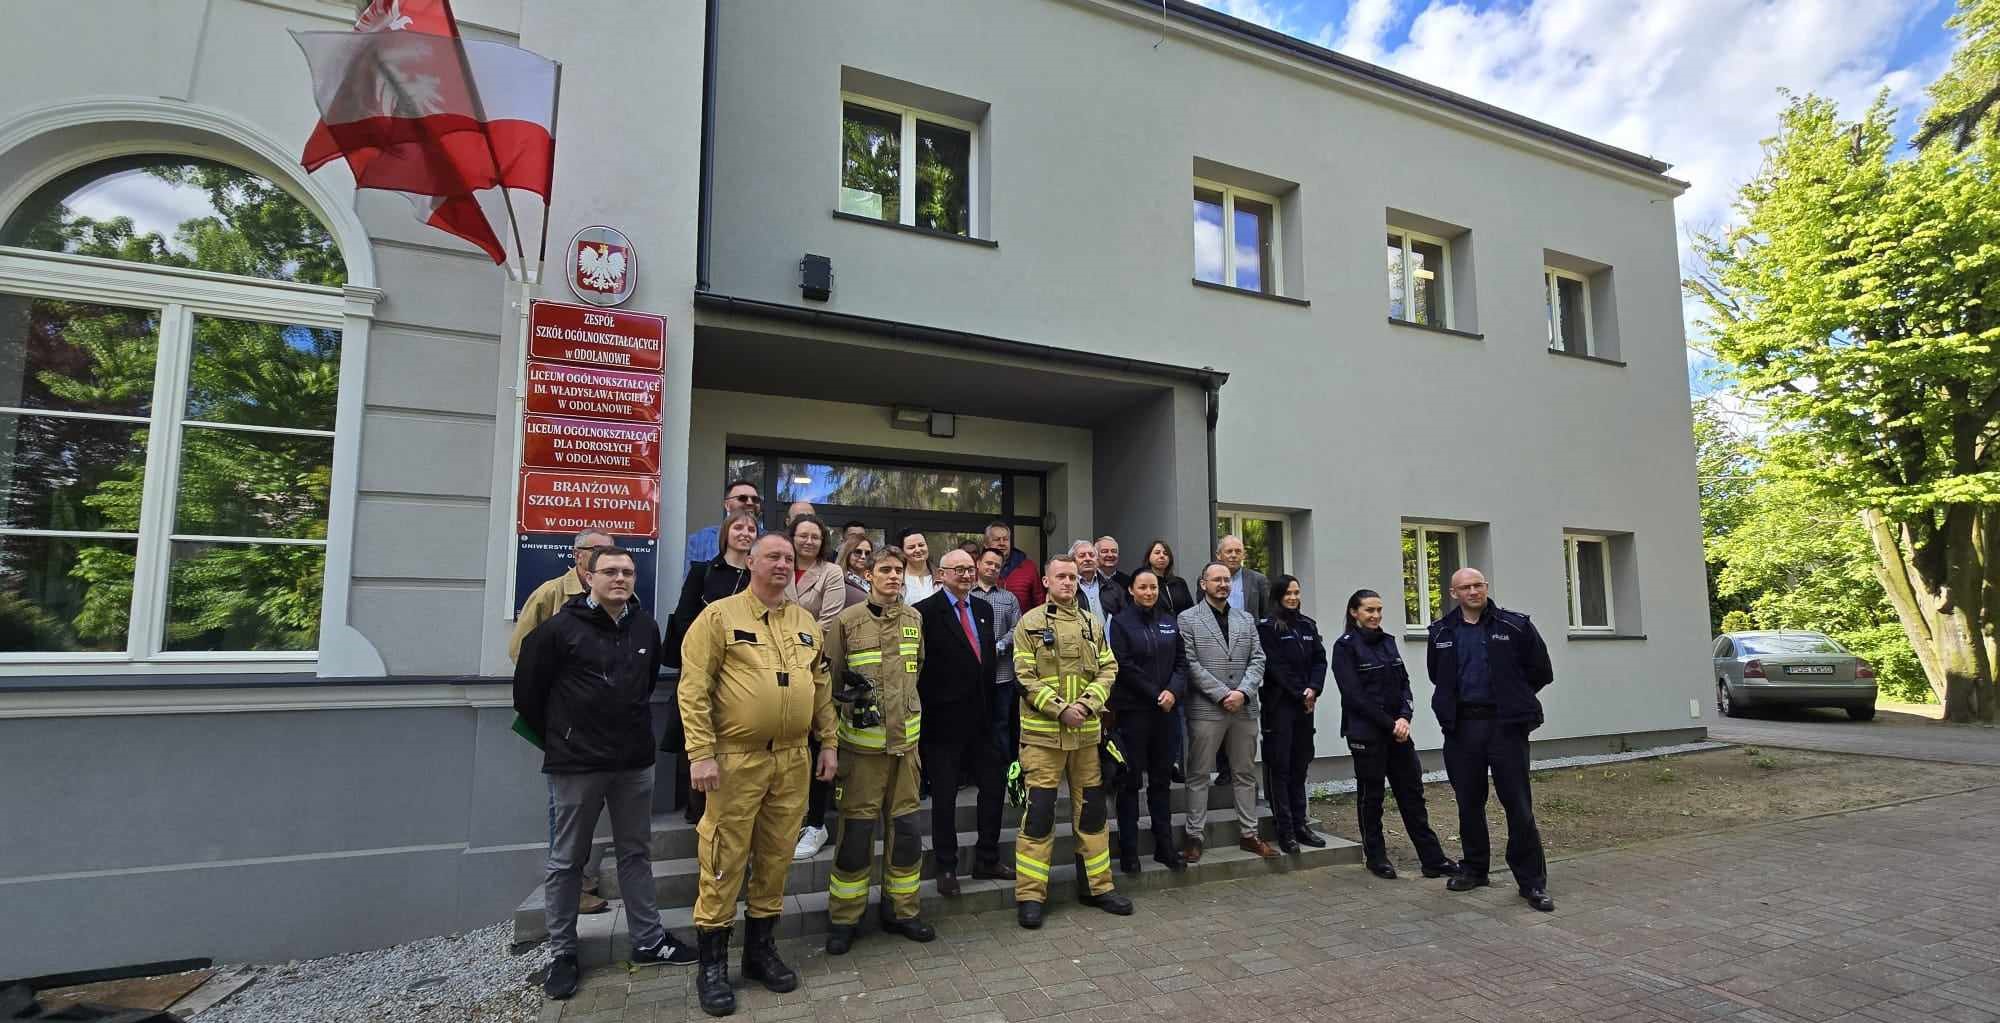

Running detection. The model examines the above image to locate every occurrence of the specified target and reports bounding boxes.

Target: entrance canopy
[689,294,1224,580]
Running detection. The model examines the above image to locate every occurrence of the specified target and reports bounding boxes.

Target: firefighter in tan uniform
[1011,553,1135,928]
[819,547,937,953]
[679,533,839,1018]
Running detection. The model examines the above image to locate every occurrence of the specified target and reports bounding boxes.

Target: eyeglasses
[943,565,977,575]
[729,494,762,505]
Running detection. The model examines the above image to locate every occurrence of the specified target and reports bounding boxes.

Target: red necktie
[957,598,980,661]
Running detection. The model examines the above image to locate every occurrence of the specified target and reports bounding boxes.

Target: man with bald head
[1215,534,1268,619]
[1425,568,1556,912]
[913,549,1009,893]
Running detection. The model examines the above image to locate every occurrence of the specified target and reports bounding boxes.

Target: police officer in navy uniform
[1426,568,1556,912]
[1331,588,1456,881]
[1254,574,1327,854]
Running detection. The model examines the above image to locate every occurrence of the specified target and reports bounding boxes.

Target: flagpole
[440,0,529,282]
[503,275,532,619]
[535,61,564,284]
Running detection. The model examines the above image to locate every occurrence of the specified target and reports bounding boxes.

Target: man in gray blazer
[1216,535,1268,619]
[1177,562,1278,861]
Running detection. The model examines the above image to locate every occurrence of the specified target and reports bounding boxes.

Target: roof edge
[1135,0,1682,183]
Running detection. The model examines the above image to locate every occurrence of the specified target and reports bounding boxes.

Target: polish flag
[292,0,557,267]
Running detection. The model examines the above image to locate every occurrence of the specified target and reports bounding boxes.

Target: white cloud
[1196,0,1956,358]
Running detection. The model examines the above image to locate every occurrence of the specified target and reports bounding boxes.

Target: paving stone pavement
[542,784,2000,1022]
[1711,708,2000,766]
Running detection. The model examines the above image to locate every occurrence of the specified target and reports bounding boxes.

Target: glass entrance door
[726,449,1045,567]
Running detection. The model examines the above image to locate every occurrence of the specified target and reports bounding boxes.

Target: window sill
[1568,632,1647,641]
[1548,348,1627,367]
[1190,279,1310,307]
[830,210,998,248]
[1387,317,1484,341]
[1401,630,1429,643]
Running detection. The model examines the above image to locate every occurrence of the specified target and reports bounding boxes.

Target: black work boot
[695,927,735,1017]
[741,915,797,993]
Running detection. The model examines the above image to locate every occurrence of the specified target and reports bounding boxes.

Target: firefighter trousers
[692,746,810,929]
[1014,744,1114,904]
[827,750,923,925]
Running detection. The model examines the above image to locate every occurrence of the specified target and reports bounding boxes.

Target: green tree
[1689,91,2000,721]
[1693,397,1759,633]
[1916,0,2000,150]
[2,158,343,652]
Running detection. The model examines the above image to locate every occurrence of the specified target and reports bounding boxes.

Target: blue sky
[1194,0,1965,400]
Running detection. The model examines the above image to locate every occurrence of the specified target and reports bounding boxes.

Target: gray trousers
[546,768,664,957]
[1184,710,1260,836]
[547,787,600,885]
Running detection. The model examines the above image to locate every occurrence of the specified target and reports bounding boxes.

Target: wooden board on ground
[36,968,213,1013]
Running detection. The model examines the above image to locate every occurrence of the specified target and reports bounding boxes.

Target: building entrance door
[726,449,1047,569]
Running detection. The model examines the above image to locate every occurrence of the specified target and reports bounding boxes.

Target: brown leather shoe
[579,891,610,914]
[1239,834,1280,860]
[1181,833,1203,864]
[937,871,961,897]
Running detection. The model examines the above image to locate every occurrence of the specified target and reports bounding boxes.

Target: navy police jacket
[1424,603,1554,733]
[1328,625,1412,742]
[1255,612,1326,712]
[1107,603,1188,713]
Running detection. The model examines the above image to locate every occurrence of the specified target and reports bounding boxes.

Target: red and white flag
[292,0,557,267]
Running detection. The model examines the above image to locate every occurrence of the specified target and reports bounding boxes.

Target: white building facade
[0,0,1708,979]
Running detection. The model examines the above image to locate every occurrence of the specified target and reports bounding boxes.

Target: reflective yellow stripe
[1036,676,1060,684]
[847,651,882,666]
[905,714,922,742]
[1030,689,1058,712]
[1015,854,1049,881]
[1020,716,1060,733]
[1083,850,1111,877]
[827,874,870,899]
[898,643,919,656]
[884,869,921,895]
[838,725,886,749]
[1096,648,1114,665]
[1082,683,1110,702]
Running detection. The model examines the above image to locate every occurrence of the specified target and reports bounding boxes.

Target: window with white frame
[1193,180,1279,294]
[1545,267,1593,355]
[1400,523,1464,628]
[0,156,344,660]
[839,94,977,237]
[1563,533,1613,630]
[1386,228,1451,328]
[1215,509,1286,577]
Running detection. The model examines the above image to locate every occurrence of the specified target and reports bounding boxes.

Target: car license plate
[1787,665,1835,675]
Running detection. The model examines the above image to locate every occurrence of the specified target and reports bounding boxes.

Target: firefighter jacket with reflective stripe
[1013,600,1117,750]
[676,589,836,764]
[824,598,925,754]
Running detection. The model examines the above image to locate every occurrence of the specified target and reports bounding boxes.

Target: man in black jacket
[515,547,695,1000]
[914,550,1012,894]
[1425,568,1557,912]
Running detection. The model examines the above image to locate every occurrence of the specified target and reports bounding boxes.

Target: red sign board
[529,300,665,371]
[519,470,660,537]
[525,360,662,423]
[522,415,662,475]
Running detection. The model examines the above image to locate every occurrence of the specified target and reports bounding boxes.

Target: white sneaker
[793,825,829,860]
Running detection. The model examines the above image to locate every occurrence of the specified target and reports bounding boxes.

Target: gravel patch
[194,922,540,1023]
[1306,739,1729,798]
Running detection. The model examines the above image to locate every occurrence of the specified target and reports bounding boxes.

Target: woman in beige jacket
[784,514,845,631]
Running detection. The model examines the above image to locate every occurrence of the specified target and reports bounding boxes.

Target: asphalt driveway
[1710,706,2000,766]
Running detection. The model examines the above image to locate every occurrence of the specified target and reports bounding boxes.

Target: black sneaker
[632,931,698,966]
[543,953,580,1000]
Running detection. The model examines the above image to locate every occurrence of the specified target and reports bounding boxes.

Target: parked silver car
[1713,631,1877,720]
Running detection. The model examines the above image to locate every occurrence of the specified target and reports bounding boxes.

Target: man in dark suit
[914,549,1013,894]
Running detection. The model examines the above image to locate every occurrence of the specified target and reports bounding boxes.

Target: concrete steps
[511,783,1360,966]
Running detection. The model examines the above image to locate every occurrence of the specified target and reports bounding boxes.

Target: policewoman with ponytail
[1330,589,1457,881]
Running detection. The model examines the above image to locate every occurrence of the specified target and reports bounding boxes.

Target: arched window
[0,156,347,661]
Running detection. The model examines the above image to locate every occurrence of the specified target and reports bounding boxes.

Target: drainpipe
[1204,371,1220,555]
[695,0,718,291]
